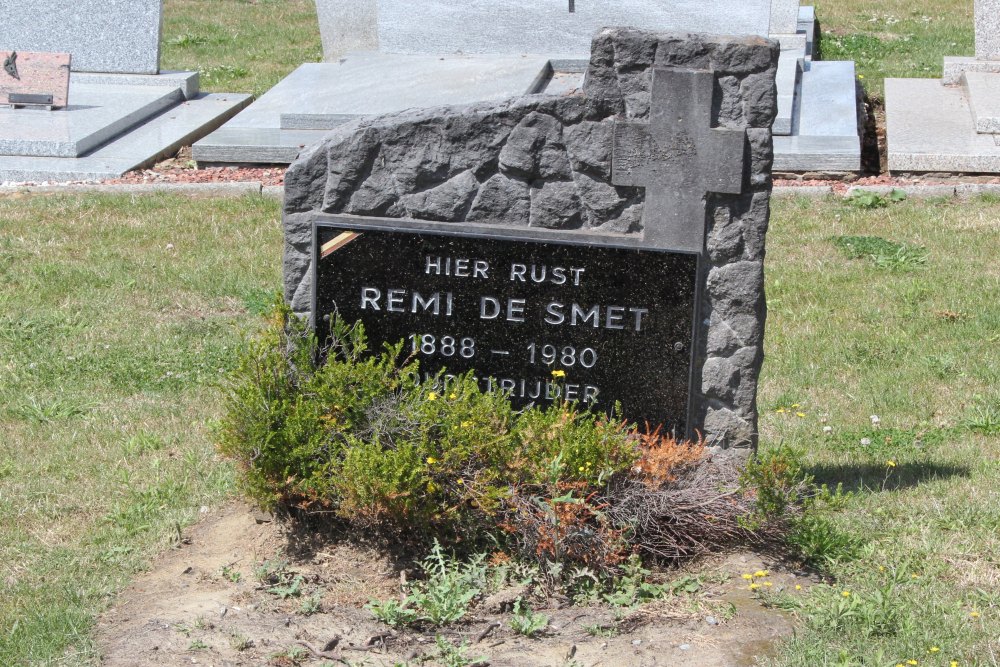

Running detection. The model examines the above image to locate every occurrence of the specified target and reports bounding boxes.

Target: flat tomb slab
[0,83,181,157]
[313,218,699,433]
[0,51,71,107]
[0,0,162,74]
[886,77,1000,173]
[0,92,251,182]
[216,55,553,130]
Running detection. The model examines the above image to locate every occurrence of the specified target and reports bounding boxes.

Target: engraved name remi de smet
[353,255,654,405]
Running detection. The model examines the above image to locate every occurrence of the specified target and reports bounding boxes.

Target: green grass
[0,192,282,664]
[812,0,974,100]
[161,0,322,96]
[760,194,1000,665]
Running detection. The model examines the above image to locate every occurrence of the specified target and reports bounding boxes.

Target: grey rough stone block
[283,28,779,450]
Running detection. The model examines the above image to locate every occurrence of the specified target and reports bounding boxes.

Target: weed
[509,599,549,637]
[831,235,928,270]
[845,188,907,209]
[787,514,863,569]
[585,624,619,637]
[963,395,1000,435]
[434,636,486,667]
[298,592,323,615]
[220,564,242,583]
[602,555,668,607]
[166,33,208,47]
[14,395,89,423]
[269,574,304,599]
[229,632,253,651]
[188,639,209,650]
[368,597,420,628]
[407,541,485,626]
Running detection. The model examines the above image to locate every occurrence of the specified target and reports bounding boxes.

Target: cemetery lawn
[811,0,973,100]
[0,192,997,664]
[161,0,322,96]
[761,193,1000,665]
[0,193,281,665]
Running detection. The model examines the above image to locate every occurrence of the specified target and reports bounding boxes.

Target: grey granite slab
[0,92,250,182]
[774,40,804,135]
[773,135,860,171]
[976,0,1000,60]
[798,5,816,58]
[964,71,1000,133]
[374,0,771,56]
[0,84,181,157]
[886,77,1000,173]
[218,55,552,130]
[72,70,199,100]
[943,57,1000,85]
[0,0,162,74]
[797,61,860,137]
[192,127,325,164]
[316,0,377,60]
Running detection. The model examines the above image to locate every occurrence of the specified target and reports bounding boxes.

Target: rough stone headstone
[0,0,162,74]
[283,29,779,450]
[0,51,70,108]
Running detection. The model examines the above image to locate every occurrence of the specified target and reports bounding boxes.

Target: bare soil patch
[95,504,806,666]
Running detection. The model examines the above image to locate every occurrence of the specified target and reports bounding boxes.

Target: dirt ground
[95,504,808,667]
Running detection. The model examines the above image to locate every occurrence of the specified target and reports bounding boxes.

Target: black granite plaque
[313,221,699,434]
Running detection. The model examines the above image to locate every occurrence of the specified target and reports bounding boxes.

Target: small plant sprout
[509,599,549,637]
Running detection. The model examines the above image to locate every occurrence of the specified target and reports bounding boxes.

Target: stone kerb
[0,0,163,74]
[283,29,779,451]
[943,0,1000,83]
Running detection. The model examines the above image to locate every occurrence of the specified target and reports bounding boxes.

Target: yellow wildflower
[764,581,773,587]
[929,647,940,653]
[741,574,753,580]
[461,420,472,428]
[887,460,897,467]
[795,584,802,591]
[449,392,457,399]
[796,412,806,418]
[754,570,768,578]
[457,478,464,485]
[551,369,566,378]
[907,660,918,665]
[776,408,787,414]
[428,392,438,401]
[749,583,760,590]
[578,466,586,472]
[842,591,851,598]
[426,456,438,465]
[426,482,437,493]
[970,610,980,618]
[792,403,801,408]
[951,661,959,667]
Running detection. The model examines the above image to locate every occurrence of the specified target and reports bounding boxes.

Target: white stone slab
[976,0,1000,60]
[964,71,1000,133]
[316,0,377,60]
[770,0,801,34]
[943,56,1000,85]
[372,0,772,56]
[886,77,1000,173]
[774,38,805,135]
[0,93,250,182]
[72,71,199,100]
[0,0,162,74]
[0,84,181,157]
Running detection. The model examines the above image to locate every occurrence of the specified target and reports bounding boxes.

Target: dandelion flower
[749,583,760,590]
[428,392,438,401]
[970,610,980,618]
[929,647,940,653]
[887,460,897,467]
[951,661,959,667]
[551,369,566,378]
[578,466,586,472]
[842,591,851,598]
[457,478,464,485]
[792,403,801,409]
[426,456,438,465]
[754,570,768,578]
[764,581,773,587]
[796,412,806,418]
[742,574,753,581]
[449,392,457,399]
[906,661,918,666]
[795,584,802,590]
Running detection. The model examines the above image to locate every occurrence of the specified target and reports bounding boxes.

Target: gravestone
[0,51,71,108]
[0,0,162,74]
[284,29,779,449]
[199,0,861,174]
[886,0,1000,172]
[0,0,250,182]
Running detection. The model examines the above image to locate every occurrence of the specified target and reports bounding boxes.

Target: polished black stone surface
[313,222,698,433]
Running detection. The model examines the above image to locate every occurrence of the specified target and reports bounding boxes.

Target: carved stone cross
[612,67,745,252]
